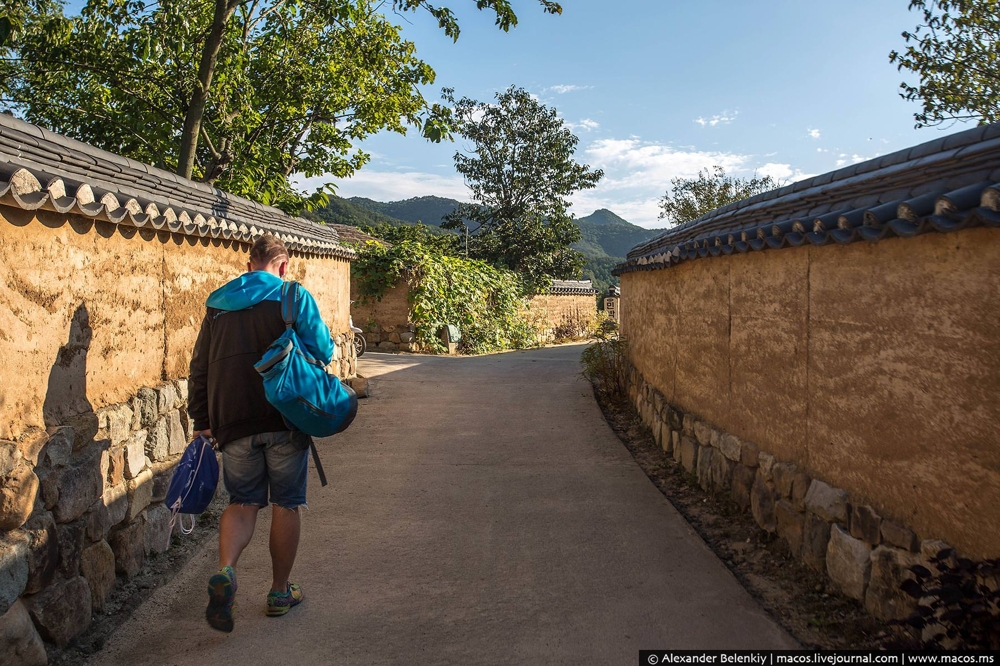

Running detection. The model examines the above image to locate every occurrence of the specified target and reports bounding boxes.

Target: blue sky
[296,0,973,227]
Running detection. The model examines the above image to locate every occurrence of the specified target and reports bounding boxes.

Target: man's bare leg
[219,504,260,568]
[269,505,301,592]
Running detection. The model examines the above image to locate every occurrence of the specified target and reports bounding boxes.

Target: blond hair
[249,234,289,268]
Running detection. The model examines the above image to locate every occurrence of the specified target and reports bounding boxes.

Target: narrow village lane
[95,344,796,665]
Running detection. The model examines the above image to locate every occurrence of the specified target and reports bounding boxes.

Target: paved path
[96,345,796,665]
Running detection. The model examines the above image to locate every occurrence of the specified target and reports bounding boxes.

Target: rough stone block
[127,469,154,522]
[696,444,714,492]
[880,520,919,552]
[16,431,49,467]
[57,520,86,578]
[682,413,695,436]
[107,445,125,487]
[866,546,921,620]
[0,532,29,616]
[53,451,104,524]
[0,600,47,666]
[23,511,59,595]
[399,332,415,344]
[827,524,872,601]
[80,540,116,613]
[776,500,805,556]
[757,452,776,482]
[133,388,158,428]
[124,430,147,479]
[802,513,832,572]
[0,442,20,478]
[110,519,147,578]
[145,418,169,462]
[174,378,189,404]
[679,437,698,473]
[772,462,797,498]
[36,467,59,510]
[101,404,133,446]
[671,431,680,462]
[850,505,882,546]
[660,426,673,455]
[920,539,954,565]
[62,412,99,451]
[156,384,177,415]
[731,464,756,513]
[719,434,742,462]
[652,390,665,417]
[740,440,759,468]
[693,421,714,448]
[804,479,849,524]
[710,451,734,493]
[25,575,92,647]
[751,474,777,532]
[0,463,38,530]
[790,472,811,511]
[44,426,75,466]
[145,504,172,555]
[87,483,129,542]
[167,411,186,456]
[377,341,397,352]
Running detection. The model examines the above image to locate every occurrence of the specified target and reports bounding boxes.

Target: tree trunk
[176,0,238,180]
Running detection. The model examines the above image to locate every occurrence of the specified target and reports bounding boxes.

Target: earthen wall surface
[528,293,597,341]
[621,227,1000,559]
[0,206,353,656]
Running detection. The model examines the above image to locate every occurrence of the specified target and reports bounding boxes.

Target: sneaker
[206,566,237,632]
[266,582,303,617]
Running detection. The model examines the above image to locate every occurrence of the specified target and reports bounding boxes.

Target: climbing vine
[351,240,535,354]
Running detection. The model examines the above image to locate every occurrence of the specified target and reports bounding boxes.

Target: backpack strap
[280,281,300,330]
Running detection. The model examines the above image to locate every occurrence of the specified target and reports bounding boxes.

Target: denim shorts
[222,431,311,509]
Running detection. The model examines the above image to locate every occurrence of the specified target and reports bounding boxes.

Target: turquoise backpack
[254,282,357,482]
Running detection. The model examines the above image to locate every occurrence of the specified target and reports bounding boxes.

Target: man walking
[188,234,332,632]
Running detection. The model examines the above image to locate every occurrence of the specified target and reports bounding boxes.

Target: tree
[441,86,603,293]
[658,166,779,226]
[359,222,462,256]
[0,0,562,211]
[890,0,1000,127]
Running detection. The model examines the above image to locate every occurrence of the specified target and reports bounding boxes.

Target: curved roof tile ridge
[0,113,354,260]
[616,122,1000,275]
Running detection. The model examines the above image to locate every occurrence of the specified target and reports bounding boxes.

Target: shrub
[580,336,628,400]
[351,240,535,355]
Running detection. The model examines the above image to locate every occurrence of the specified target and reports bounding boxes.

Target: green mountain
[314,195,664,297]
[348,195,460,227]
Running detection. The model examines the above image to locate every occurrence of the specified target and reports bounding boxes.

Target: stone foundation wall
[628,364,960,626]
[0,208,354,658]
[619,229,1000,559]
[526,293,597,342]
[350,280,419,352]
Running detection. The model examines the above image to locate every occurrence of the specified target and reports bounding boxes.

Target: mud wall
[527,293,597,342]
[350,280,416,352]
[0,206,354,657]
[1,208,353,441]
[620,227,1000,559]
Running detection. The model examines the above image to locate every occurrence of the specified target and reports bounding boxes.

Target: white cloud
[546,84,591,94]
[567,118,600,133]
[293,170,470,203]
[807,128,821,139]
[834,153,875,167]
[756,162,815,183]
[694,110,738,127]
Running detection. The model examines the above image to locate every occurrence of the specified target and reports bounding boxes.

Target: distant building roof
[0,114,354,259]
[615,122,1000,275]
[328,224,387,247]
[549,279,597,295]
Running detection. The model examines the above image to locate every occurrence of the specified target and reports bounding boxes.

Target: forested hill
[310,195,665,294]
[347,195,461,226]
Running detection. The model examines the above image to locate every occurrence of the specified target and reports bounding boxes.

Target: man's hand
[200,429,214,441]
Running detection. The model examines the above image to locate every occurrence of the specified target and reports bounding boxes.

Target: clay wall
[620,227,1000,560]
[350,280,417,352]
[527,293,597,342]
[0,206,354,653]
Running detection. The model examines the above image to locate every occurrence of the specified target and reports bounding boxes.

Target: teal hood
[205,271,283,311]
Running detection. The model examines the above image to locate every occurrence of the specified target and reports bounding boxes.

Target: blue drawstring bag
[254,282,358,438]
[164,435,219,541]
